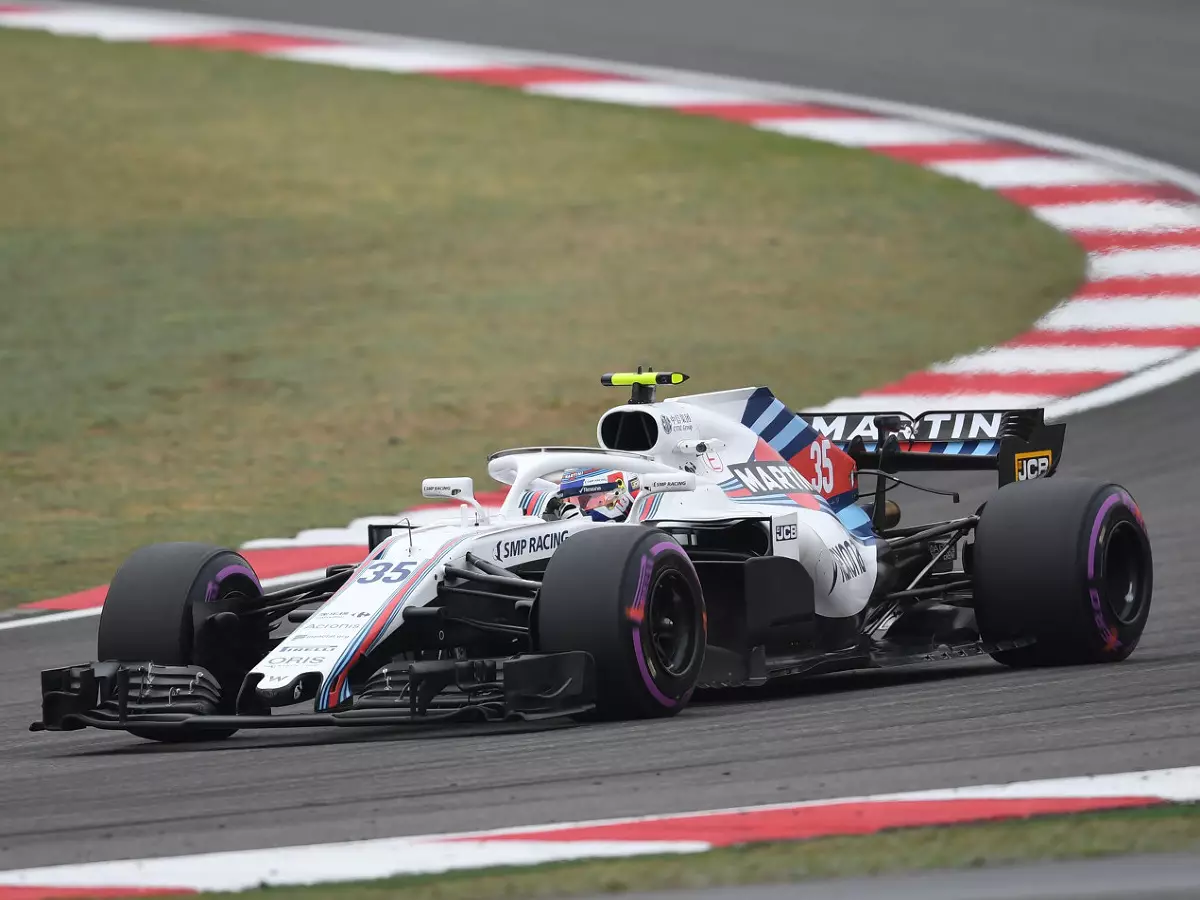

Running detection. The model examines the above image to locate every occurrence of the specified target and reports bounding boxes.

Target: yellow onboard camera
[601,368,689,404]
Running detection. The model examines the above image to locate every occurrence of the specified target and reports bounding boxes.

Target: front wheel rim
[645,569,698,677]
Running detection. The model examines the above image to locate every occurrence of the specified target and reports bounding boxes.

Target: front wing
[33,652,594,735]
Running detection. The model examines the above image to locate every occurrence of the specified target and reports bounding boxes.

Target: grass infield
[0,29,1083,607]
[173,804,1200,898]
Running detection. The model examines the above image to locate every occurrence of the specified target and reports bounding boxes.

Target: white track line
[0,608,105,631]
[1048,348,1200,417]
[0,840,709,892]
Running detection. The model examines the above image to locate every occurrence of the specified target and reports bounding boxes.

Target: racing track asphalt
[2,0,1199,872]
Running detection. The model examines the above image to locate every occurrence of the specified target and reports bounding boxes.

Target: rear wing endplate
[797,409,1065,486]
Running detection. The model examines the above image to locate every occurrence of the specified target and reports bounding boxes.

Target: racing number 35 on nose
[35,369,1152,742]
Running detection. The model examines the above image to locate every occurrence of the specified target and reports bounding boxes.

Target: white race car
[35,370,1153,741]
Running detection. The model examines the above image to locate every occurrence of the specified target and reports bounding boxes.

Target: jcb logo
[1015,450,1052,481]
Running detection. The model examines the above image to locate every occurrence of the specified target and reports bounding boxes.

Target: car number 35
[809,438,835,494]
[356,560,419,584]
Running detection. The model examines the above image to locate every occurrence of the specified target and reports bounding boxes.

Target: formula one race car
[35,370,1153,741]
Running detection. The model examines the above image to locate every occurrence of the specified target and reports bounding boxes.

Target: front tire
[98,543,268,741]
[973,478,1152,667]
[537,527,706,719]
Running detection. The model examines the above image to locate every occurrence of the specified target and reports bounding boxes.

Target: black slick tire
[537,526,706,719]
[98,542,267,741]
[973,478,1152,667]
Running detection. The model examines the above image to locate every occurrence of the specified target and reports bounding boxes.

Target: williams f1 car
[35,370,1153,741]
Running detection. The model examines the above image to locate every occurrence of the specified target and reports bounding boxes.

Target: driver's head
[558,469,640,522]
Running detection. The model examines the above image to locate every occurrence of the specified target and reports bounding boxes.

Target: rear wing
[797,409,1065,486]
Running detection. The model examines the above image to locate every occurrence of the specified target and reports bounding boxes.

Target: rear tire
[973,478,1152,667]
[98,543,268,741]
[537,526,706,719]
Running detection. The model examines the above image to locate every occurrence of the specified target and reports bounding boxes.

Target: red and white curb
[3,1,1200,616]
[1,766,1198,897]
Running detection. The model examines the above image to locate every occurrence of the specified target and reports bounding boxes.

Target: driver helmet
[557,469,640,522]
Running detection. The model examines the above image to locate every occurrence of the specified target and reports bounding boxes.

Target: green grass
[181,804,1200,899]
[0,29,1084,606]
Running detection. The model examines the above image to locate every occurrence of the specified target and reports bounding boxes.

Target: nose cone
[255,671,323,708]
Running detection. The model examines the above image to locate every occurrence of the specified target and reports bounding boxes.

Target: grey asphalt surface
[2,0,1199,880]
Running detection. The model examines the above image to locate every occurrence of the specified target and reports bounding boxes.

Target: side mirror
[422,477,488,525]
[421,477,478,507]
[641,472,697,494]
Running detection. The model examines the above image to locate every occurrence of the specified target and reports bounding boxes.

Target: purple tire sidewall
[1084,488,1150,654]
[627,538,704,708]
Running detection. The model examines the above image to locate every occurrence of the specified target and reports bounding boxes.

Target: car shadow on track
[50,661,1008,756]
[53,718,584,756]
[693,659,1004,707]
